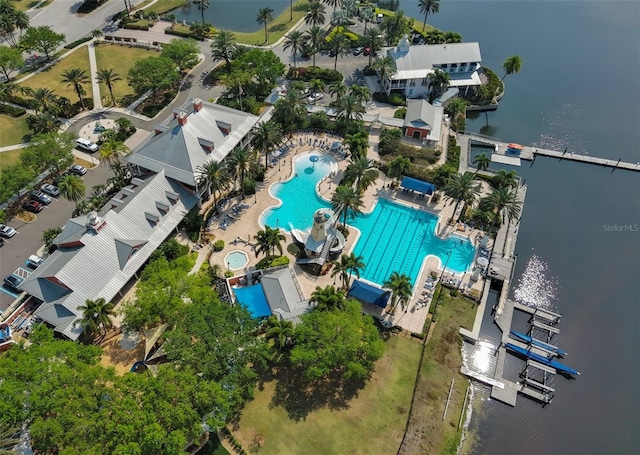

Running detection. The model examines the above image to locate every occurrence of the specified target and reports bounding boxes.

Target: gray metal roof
[384,42,482,81]
[21,171,198,340]
[261,267,310,324]
[403,99,444,140]
[126,98,260,186]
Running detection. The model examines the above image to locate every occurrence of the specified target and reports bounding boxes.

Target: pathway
[87,42,102,109]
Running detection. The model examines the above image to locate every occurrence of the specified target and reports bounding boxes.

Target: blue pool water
[260,153,476,287]
[261,152,336,230]
[225,251,249,270]
[233,285,272,319]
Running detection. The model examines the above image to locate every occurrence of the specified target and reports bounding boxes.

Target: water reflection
[513,254,557,310]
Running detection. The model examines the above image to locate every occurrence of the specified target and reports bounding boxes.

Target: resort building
[126,98,261,199]
[403,99,444,148]
[379,38,483,100]
[18,171,198,340]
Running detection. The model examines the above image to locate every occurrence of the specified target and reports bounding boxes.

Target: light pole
[254,191,257,204]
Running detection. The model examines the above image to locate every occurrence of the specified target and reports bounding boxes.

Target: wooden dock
[463,132,640,172]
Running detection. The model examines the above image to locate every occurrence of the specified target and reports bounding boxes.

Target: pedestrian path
[87,42,102,109]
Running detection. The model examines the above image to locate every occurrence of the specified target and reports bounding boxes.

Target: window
[422,77,429,86]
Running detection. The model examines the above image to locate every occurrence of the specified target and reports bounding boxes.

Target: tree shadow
[269,23,287,33]
[269,364,366,422]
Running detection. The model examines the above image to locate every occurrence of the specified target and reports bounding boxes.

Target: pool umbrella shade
[310,155,319,167]
[476,257,489,267]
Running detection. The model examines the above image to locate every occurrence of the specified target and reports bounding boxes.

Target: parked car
[41,183,60,197]
[76,138,99,153]
[307,92,324,103]
[70,164,87,176]
[0,224,16,238]
[353,46,364,56]
[22,200,43,213]
[30,190,52,205]
[3,274,23,292]
[27,255,44,268]
[363,47,371,56]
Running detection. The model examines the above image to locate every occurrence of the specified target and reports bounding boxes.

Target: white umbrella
[476,257,489,267]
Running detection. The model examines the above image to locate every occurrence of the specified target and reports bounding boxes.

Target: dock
[461,132,640,172]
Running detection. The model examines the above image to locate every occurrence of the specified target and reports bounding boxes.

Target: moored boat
[510,330,568,356]
[505,343,580,375]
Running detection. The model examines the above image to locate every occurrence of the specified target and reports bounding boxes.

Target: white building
[380,37,483,100]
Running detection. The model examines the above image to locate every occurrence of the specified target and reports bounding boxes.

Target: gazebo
[399,176,435,196]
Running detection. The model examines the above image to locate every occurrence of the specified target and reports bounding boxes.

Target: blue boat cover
[400,177,435,195]
[348,280,391,308]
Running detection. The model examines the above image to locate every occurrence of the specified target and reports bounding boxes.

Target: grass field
[20,47,91,102]
[134,0,187,15]
[235,335,421,455]
[398,291,477,455]
[94,44,160,105]
[231,1,309,46]
[0,114,31,149]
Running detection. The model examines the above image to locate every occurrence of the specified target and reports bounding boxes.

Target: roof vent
[198,137,215,152]
[216,120,232,136]
[145,212,160,224]
[165,190,180,203]
[193,98,203,112]
[156,200,169,213]
[85,211,106,232]
[154,124,169,136]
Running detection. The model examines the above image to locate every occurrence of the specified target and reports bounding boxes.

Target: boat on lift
[505,343,580,375]
[510,330,568,356]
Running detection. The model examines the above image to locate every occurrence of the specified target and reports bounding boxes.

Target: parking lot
[0,161,113,312]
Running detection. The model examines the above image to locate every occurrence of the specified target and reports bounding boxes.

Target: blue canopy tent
[400,177,435,195]
[348,280,391,308]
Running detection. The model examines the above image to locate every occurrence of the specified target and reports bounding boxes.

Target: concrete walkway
[87,42,102,109]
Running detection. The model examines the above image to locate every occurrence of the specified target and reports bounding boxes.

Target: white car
[0,224,17,238]
[70,164,87,176]
[27,255,44,268]
[307,92,323,103]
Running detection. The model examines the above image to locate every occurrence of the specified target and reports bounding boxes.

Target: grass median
[0,114,31,150]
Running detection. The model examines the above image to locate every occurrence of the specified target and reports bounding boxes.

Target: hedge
[373,91,405,106]
[164,27,206,41]
[0,104,26,117]
[64,37,93,49]
[289,66,343,84]
[123,23,151,31]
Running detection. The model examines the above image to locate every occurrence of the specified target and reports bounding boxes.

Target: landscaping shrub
[164,27,207,41]
[224,270,234,278]
[123,22,151,31]
[326,26,359,43]
[446,134,461,169]
[255,255,290,270]
[64,37,93,49]
[213,240,225,252]
[287,243,300,256]
[363,65,376,76]
[0,104,26,117]
[393,107,406,119]
[288,66,343,84]
[5,94,37,110]
[242,178,256,196]
[308,111,331,130]
[372,91,405,106]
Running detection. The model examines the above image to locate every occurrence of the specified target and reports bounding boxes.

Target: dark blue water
[170,0,290,32]
[394,1,640,454]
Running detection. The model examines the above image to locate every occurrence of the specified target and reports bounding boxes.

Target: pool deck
[192,130,487,334]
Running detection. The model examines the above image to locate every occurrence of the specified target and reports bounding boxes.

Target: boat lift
[528,307,562,326]
[520,359,555,404]
[529,319,560,343]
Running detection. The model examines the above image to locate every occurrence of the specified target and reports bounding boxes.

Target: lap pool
[260,153,476,287]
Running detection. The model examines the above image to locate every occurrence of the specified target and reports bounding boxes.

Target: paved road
[0,162,113,311]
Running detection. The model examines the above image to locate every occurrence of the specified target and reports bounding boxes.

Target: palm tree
[254,225,285,257]
[283,30,304,69]
[77,297,116,338]
[99,138,128,170]
[361,7,374,33]
[502,55,522,80]
[328,81,347,101]
[330,253,364,289]
[310,285,345,311]
[61,68,89,108]
[264,315,294,350]
[91,29,103,39]
[444,172,481,222]
[57,174,85,208]
[383,271,413,313]
[372,55,396,84]
[481,186,522,234]
[328,32,351,71]
[196,160,230,205]
[473,153,490,174]
[0,422,19,454]
[418,0,440,32]
[322,0,340,12]
[96,68,121,106]
[388,155,411,184]
[305,1,326,26]
[256,7,275,44]
[491,169,518,190]
[344,252,365,288]
[331,184,364,227]
[349,84,372,105]
[211,30,237,72]
[226,146,257,199]
[220,70,251,103]
[308,78,325,103]
[31,87,56,114]
[276,89,306,134]
[344,157,379,193]
[197,0,210,25]
[304,26,325,67]
[336,95,365,132]
[251,120,283,170]
[446,98,467,119]
[427,68,450,103]
[362,27,384,67]
[26,111,60,134]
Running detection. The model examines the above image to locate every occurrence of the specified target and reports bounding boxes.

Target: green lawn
[7,0,41,12]
[399,291,477,455]
[235,336,421,455]
[0,114,31,149]
[231,0,309,46]
[0,148,24,174]
[134,0,187,15]
[94,44,160,105]
[20,46,91,102]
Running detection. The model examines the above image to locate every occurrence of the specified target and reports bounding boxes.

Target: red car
[22,200,44,213]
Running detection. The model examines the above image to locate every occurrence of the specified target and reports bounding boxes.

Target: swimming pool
[225,250,249,270]
[259,153,476,287]
[233,284,272,319]
[261,152,337,230]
